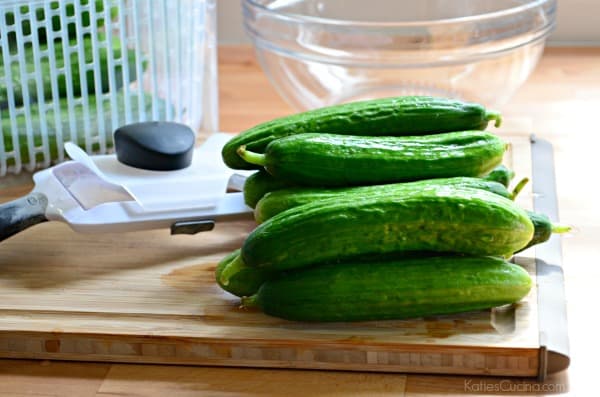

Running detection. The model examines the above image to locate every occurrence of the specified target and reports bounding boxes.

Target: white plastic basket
[0,0,218,176]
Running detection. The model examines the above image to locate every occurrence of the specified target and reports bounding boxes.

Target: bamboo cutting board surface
[0,134,548,377]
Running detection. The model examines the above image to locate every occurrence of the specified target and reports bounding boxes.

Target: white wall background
[217,0,600,45]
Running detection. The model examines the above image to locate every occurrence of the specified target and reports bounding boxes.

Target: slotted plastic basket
[0,0,217,176]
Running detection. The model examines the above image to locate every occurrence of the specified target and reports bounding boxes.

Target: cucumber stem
[510,177,530,200]
[486,111,503,128]
[241,295,259,309]
[237,145,267,166]
[218,254,247,287]
[552,223,572,234]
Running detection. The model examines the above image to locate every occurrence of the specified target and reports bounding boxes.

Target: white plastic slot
[0,0,216,176]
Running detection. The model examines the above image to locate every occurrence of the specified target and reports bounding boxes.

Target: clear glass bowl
[243,0,556,110]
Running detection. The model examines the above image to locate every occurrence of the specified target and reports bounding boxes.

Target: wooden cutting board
[0,133,568,379]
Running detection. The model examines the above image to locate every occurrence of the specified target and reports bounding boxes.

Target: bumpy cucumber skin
[243,170,294,209]
[254,177,512,224]
[222,96,500,170]
[259,131,505,187]
[246,256,532,322]
[215,249,274,297]
[242,186,534,272]
[482,165,515,188]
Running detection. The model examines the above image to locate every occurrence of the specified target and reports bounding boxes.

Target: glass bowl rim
[243,0,554,28]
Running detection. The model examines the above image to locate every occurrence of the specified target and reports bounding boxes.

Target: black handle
[0,192,48,242]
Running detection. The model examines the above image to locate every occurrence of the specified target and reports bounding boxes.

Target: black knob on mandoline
[114,121,195,171]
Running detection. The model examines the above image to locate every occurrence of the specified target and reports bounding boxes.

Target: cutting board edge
[0,330,541,377]
[0,333,540,377]
[0,328,541,350]
[530,136,571,381]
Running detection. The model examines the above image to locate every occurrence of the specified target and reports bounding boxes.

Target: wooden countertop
[1,45,598,396]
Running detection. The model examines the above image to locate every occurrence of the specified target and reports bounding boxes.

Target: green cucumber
[2,91,167,165]
[242,256,532,322]
[482,165,515,188]
[215,249,276,297]
[217,250,458,299]
[243,170,294,209]
[1,35,139,108]
[254,177,513,224]
[223,96,502,170]
[238,131,506,187]
[235,186,534,275]
[253,182,565,252]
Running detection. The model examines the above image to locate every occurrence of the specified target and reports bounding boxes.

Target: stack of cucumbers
[216,96,569,323]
